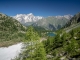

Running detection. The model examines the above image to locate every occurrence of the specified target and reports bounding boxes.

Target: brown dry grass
[0,40,20,47]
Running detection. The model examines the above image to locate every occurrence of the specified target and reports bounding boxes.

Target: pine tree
[34,43,47,60]
[70,30,74,38]
[26,26,40,59]
[53,34,62,48]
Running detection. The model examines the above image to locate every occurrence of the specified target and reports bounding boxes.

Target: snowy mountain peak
[64,14,73,19]
[55,14,73,19]
[13,13,43,24]
[27,13,33,15]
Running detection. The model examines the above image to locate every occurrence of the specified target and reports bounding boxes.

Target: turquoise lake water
[47,33,56,36]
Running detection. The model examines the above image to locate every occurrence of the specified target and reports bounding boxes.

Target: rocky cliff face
[64,12,80,27]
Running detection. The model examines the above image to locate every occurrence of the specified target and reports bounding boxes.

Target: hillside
[42,26,80,60]
[0,13,26,43]
[64,12,80,27]
[41,13,80,60]
[63,13,80,33]
[42,13,80,59]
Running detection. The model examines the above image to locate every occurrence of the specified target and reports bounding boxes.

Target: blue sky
[0,0,80,17]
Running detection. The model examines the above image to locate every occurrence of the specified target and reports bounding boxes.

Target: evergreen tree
[25,26,47,60]
[70,30,74,38]
[26,26,40,59]
[65,38,79,56]
[34,43,47,60]
[53,34,62,48]
[61,33,67,45]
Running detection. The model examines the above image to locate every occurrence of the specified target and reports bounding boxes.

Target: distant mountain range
[12,13,73,30]
[13,13,43,24]
[32,16,70,30]
[55,14,73,20]
[13,13,72,23]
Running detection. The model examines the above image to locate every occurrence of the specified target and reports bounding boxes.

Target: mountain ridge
[32,16,71,31]
[64,12,80,28]
[12,13,72,24]
[12,13,73,30]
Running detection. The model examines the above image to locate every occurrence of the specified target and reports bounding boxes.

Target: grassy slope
[42,25,80,60]
[0,13,26,47]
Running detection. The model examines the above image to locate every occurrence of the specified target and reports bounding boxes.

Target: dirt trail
[40,37,47,42]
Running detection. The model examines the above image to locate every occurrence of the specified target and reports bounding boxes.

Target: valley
[0,12,80,60]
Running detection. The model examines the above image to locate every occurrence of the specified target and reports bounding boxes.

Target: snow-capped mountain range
[55,15,73,19]
[12,13,73,24]
[12,13,73,30]
[13,13,43,24]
